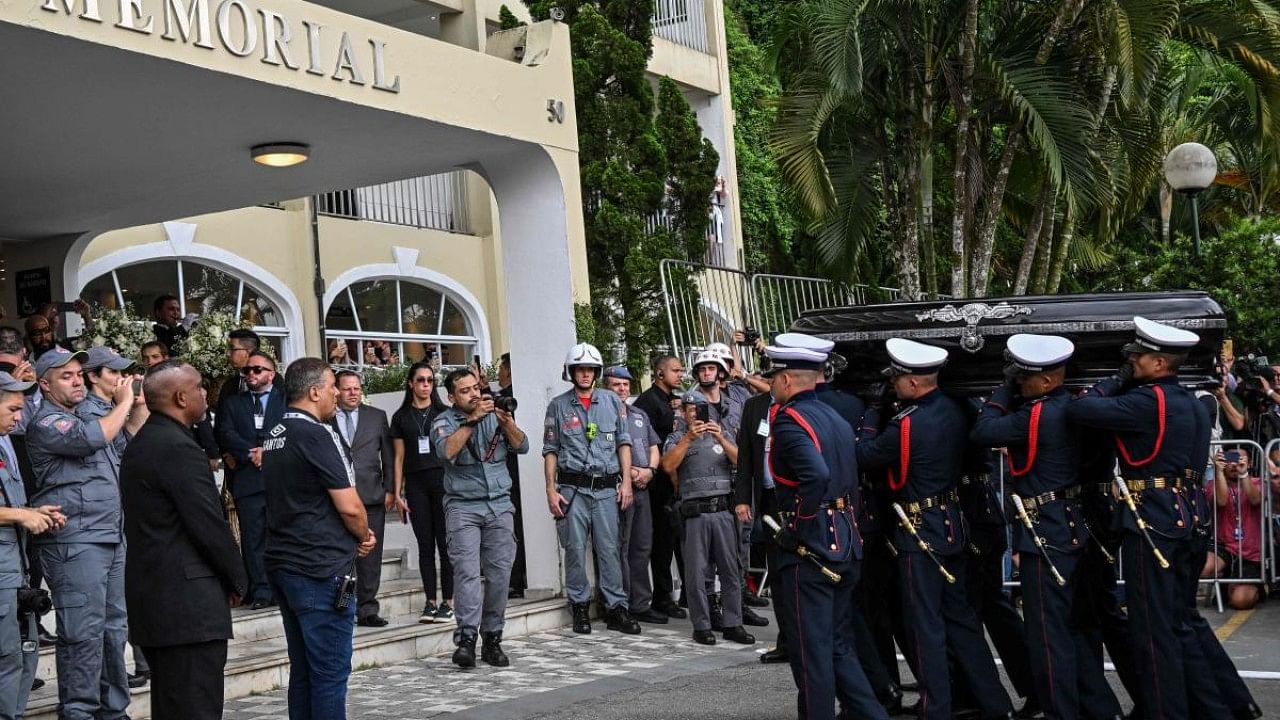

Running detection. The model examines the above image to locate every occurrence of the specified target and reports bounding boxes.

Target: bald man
[120,360,246,720]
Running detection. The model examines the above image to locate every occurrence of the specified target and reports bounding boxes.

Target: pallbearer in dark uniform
[972,334,1120,720]
[856,339,1012,720]
[1065,317,1202,720]
[763,335,886,720]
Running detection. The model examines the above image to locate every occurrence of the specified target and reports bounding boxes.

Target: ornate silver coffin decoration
[914,302,1034,353]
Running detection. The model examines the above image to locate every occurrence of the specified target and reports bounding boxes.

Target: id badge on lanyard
[418,436,432,455]
[254,413,264,431]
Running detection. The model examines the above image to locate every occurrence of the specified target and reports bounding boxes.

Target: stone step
[32,548,414,682]
[24,598,570,720]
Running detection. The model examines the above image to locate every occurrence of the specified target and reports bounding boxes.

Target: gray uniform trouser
[618,488,654,613]
[39,543,129,720]
[446,505,516,641]
[556,485,626,608]
[681,510,743,632]
[0,588,39,720]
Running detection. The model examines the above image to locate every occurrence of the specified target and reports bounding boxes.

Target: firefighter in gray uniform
[28,348,143,720]
[661,392,756,646]
[0,371,66,720]
[543,343,641,635]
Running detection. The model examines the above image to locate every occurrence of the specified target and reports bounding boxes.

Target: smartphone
[695,405,710,423]
[56,301,77,313]
[131,378,142,395]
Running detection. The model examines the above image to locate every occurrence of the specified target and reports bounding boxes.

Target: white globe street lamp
[1163,142,1217,255]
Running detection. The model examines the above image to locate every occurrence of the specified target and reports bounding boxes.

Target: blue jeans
[268,570,356,720]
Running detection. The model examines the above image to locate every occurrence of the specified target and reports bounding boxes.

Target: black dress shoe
[250,600,271,610]
[37,626,57,648]
[481,631,510,667]
[721,625,755,644]
[31,677,45,692]
[692,629,716,645]
[507,588,525,599]
[632,607,669,624]
[656,599,687,619]
[741,607,770,627]
[604,606,641,634]
[743,589,770,607]
[570,602,591,634]
[880,684,904,714]
[127,671,150,689]
[760,646,789,664]
[1233,703,1264,720]
[357,615,389,628]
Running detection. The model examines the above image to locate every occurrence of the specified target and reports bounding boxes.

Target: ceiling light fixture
[251,142,310,168]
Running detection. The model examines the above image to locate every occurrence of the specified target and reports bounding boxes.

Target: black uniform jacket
[1066,375,1203,540]
[121,413,247,648]
[856,388,968,556]
[972,385,1087,556]
[770,389,862,567]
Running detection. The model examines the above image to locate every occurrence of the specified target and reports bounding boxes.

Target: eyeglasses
[240,366,272,376]
[414,377,435,384]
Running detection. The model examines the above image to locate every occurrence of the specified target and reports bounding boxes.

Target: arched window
[325,279,478,368]
[80,259,291,358]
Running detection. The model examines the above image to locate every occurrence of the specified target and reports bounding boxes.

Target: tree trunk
[1030,199,1057,294]
[1014,179,1054,294]
[921,73,937,298]
[949,0,979,297]
[900,150,924,300]
[1046,201,1075,293]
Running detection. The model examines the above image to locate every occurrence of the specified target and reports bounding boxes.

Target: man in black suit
[216,350,285,609]
[121,360,247,720]
[732,390,792,664]
[330,370,395,627]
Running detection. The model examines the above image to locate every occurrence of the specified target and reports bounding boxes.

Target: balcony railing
[652,0,709,53]
[645,198,726,266]
[317,171,472,234]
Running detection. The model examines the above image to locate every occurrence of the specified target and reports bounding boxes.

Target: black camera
[17,586,52,619]
[738,326,761,347]
[494,395,518,413]
[1237,354,1274,390]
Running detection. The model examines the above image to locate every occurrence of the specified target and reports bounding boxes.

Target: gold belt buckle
[835,497,846,511]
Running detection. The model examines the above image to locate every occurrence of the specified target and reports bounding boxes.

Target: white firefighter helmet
[691,349,730,377]
[707,341,736,367]
[562,342,604,382]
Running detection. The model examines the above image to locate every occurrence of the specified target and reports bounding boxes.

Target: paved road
[226,598,1280,720]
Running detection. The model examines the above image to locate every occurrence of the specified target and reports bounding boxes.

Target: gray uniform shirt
[432,407,529,514]
[27,399,122,544]
[626,405,661,470]
[0,463,27,589]
[542,389,633,475]
[663,429,734,500]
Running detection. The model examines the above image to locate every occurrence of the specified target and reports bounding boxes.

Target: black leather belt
[1014,485,1081,513]
[558,472,620,490]
[680,495,732,517]
[904,488,959,514]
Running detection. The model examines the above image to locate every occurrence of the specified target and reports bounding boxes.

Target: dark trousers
[405,472,453,600]
[963,530,1034,701]
[648,473,684,604]
[1124,534,1191,720]
[236,492,272,604]
[269,571,356,720]
[858,532,903,685]
[777,560,886,720]
[1182,536,1245,718]
[1074,537,1136,716]
[13,435,43,590]
[507,454,527,593]
[356,504,386,621]
[900,551,1011,720]
[1021,551,1093,720]
[142,640,228,720]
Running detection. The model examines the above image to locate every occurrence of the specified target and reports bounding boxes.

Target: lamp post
[1162,142,1217,256]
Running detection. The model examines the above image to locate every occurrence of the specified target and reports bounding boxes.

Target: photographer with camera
[0,371,64,720]
[262,358,376,720]
[432,368,527,668]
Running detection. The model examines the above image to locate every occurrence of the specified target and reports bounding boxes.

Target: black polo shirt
[262,408,357,578]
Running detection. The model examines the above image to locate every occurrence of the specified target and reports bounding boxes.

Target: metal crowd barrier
[991,438,1274,613]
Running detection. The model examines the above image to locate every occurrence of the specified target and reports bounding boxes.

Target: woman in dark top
[390,362,455,624]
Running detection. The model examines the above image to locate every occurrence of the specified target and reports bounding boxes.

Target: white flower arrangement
[74,308,154,359]
[176,311,275,381]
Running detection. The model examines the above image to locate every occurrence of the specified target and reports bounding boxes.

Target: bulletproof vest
[676,433,733,500]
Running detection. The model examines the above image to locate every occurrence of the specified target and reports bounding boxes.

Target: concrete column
[472,143,584,595]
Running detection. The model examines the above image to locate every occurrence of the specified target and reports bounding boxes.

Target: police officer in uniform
[661,392,754,646]
[856,339,1013,720]
[972,334,1121,720]
[1065,317,1207,720]
[0,371,65,720]
[28,348,144,720]
[763,335,886,720]
[543,343,640,635]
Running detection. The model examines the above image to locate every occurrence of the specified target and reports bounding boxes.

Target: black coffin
[789,291,1226,396]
